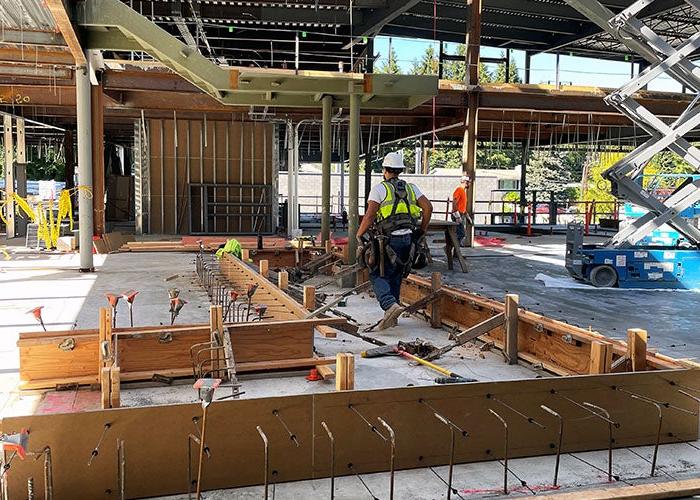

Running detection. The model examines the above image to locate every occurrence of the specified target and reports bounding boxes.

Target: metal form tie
[616,386,697,416]
[272,409,300,447]
[488,394,547,429]
[348,463,379,500]
[348,404,387,441]
[88,423,111,466]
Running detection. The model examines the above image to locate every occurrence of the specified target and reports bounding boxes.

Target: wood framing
[44,0,86,66]
[17,318,344,389]
[1,370,697,498]
[401,275,688,375]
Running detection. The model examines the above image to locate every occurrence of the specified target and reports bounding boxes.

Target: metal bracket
[58,338,75,351]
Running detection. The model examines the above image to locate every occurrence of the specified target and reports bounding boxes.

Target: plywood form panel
[149,119,163,234]
[3,370,698,498]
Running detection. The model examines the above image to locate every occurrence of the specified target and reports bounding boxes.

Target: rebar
[257,426,270,500]
[431,410,469,500]
[617,390,663,476]
[616,386,696,416]
[320,421,335,500]
[27,477,34,500]
[489,409,509,495]
[582,402,615,482]
[540,405,564,486]
[43,447,53,500]
[377,418,396,500]
[117,439,126,500]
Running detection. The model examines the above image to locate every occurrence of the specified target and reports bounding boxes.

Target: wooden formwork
[401,275,688,375]
[1,370,698,499]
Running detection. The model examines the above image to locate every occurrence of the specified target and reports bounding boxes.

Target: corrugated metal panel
[0,0,56,30]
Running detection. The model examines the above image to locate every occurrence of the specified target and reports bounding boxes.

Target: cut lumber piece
[278,271,289,290]
[589,341,612,374]
[543,477,700,500]
[335,353,354,391]
[303,286,316,310]
[259,259,269,278]
[315,364,335,380]
[100,367,111,409]
[628,328,648,372]
[425,313,505,360]
[110,366,120,408]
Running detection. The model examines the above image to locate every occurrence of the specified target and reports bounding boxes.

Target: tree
[377,45,401,74]
[493,51,522,83]
[442,43,493,83]
[410,45,438,75]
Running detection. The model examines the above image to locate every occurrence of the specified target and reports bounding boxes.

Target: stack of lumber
[93,231,136,253]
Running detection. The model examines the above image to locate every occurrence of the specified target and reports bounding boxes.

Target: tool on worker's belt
[256,426,270,500]
[193,378,220,500]
[272,409,300,447]
[170,297,187,325]
[120,290,139,327]
[252,303,268,321]
[377,235,387,277]
[420,399,469,500]
[27,306,46,331]
[87,423,111,466]
[105,293,120,327]
[362,341,476,383]
[320,421,335,500]
[540,405,563,486]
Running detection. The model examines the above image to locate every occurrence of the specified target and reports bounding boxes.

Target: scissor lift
[564,0,700,288]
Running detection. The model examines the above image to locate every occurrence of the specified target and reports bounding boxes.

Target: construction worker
[357,152,433,330]
[451,175,472,245]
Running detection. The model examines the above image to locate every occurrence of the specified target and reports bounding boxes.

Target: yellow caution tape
[0,186,93,250]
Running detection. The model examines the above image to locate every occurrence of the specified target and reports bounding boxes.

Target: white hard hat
[382,152,406,170]
[461,175,471,182]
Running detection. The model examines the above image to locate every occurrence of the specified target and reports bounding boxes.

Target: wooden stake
[241,248,250,261]
[278,271,289,290]
[325,239,333,254]
[589,341,612,374]
[430,272,442,328]
[335,353,354,391]
[627,328,648,372]
[100,367,111,409]
[504,294,519,365]
[259,259,269,278]
[303,286,316,310]
[110,366,121,408]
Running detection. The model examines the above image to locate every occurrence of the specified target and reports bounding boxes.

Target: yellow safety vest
[376,180,421,225]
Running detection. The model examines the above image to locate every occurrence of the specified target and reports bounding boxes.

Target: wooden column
[461,0,481,247]
[91,80,105,236]
[430,272,442,328]
[3,115,15,238]
[504,294,519,365]
[627,328,648,372]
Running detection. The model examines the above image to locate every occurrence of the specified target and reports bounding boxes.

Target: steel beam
[348,93,361,264]
[343,0,421,48]
[321,95,332,243]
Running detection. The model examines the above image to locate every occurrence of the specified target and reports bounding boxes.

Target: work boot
[376,303,404,331]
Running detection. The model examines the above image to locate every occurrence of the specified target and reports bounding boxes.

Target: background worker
[451,175,472,246]
[357,152,433,330]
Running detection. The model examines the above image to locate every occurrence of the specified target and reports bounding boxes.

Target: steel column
[348,93,361,264]
[77,62,95,271]
[321,95,332,242]
[461,0,481,247]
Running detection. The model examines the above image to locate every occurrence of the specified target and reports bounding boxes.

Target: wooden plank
[259,259,269,278]
[628,328,648,372]
[504,294,519,365]
[430,272,442,328]
[278,271,288,290]
[544,477,700,500]
[3,370,698,499]
[315,363,335,380]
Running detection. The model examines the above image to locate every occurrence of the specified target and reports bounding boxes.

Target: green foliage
[377,45,402,75]
[438,45,518,84]
[0,148,65,180]
[493,51,522,84]
[410,45,439,75]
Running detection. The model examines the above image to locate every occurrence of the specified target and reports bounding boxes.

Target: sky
[372,36,683,93]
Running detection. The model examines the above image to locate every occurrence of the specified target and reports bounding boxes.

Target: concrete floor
[2,235,700,498]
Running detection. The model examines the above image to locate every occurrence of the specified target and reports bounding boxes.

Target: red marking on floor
[35,391,101,415]
[475,235,506,247]
[461,484,560,495]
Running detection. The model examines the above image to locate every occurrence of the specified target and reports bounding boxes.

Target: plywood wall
[145,118,274,234]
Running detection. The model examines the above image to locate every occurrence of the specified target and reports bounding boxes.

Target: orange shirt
[453,186,468,213]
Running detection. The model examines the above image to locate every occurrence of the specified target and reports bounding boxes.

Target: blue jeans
[453,213,465,242]
[370,234,413,311]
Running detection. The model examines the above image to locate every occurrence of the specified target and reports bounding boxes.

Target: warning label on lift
[616,255,626,267]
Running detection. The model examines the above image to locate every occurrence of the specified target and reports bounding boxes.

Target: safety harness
[375,178,421,235]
